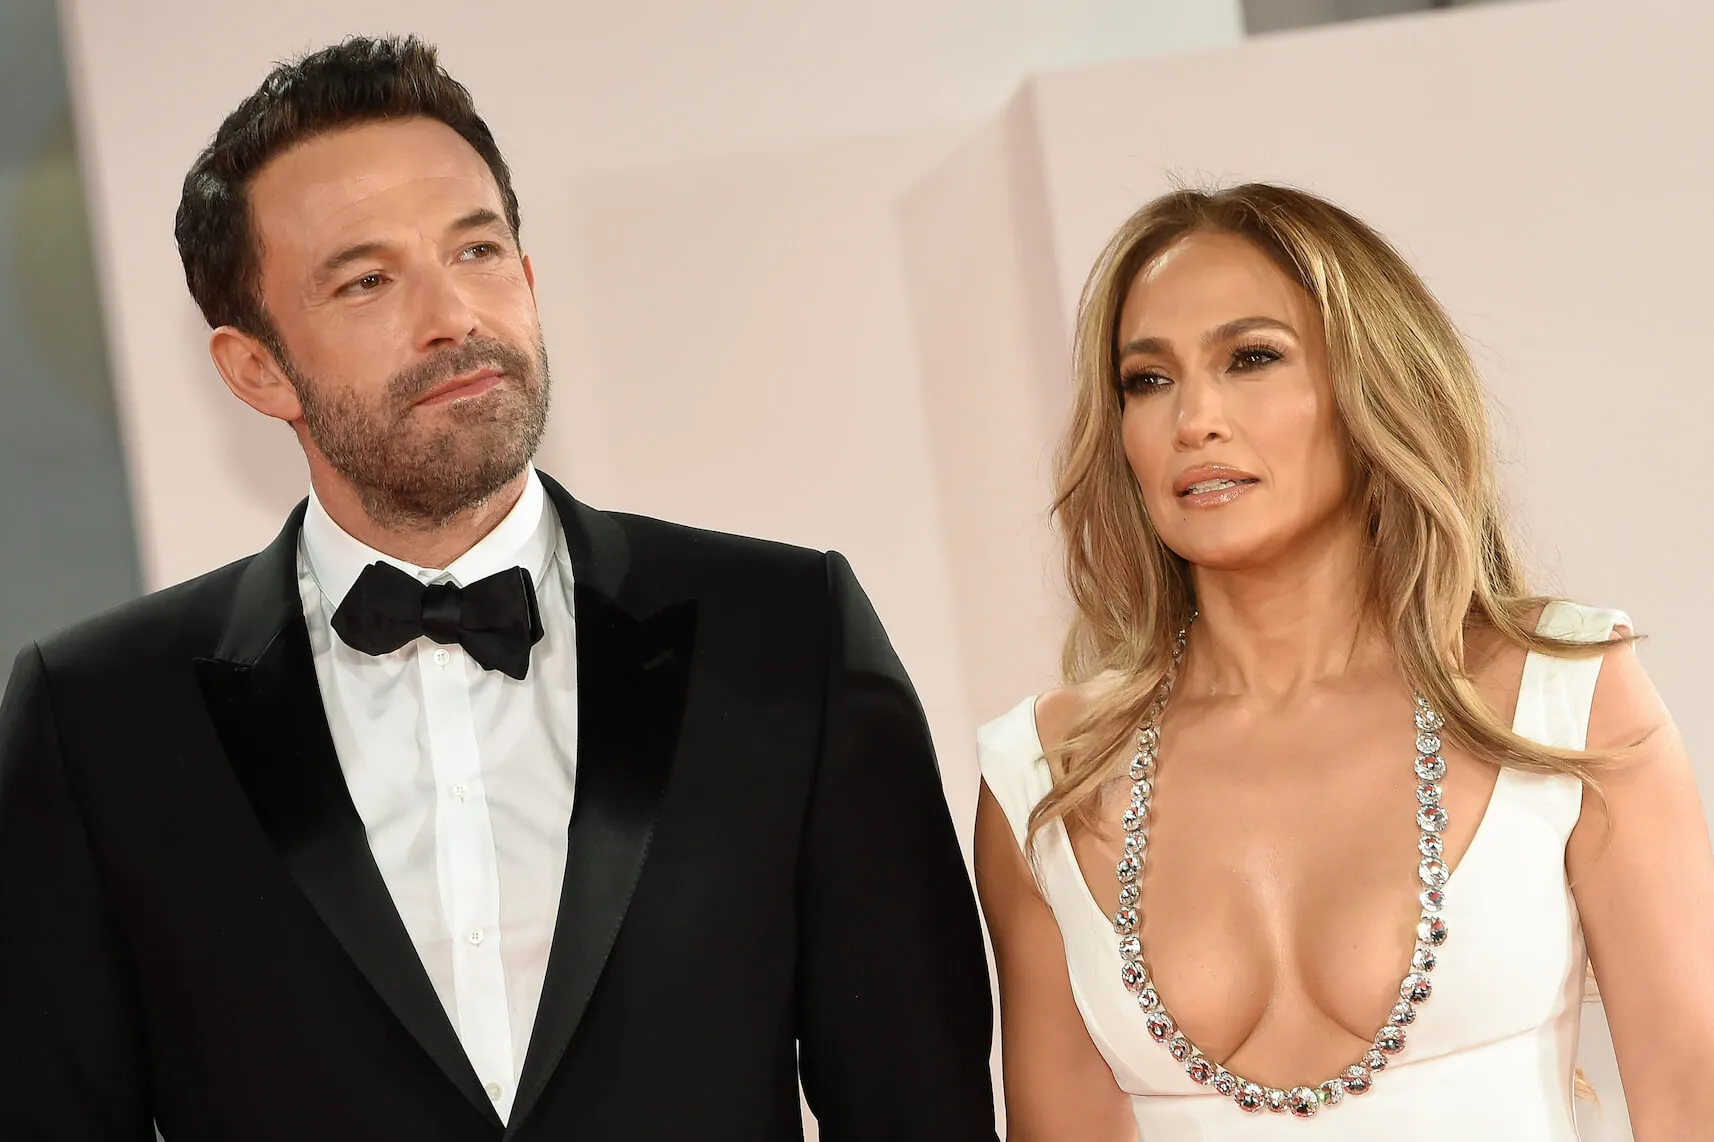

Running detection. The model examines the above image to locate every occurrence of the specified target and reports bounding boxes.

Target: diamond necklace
[1112,623,1450,1118]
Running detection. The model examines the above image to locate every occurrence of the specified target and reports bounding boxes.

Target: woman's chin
[1161,531,1280,574]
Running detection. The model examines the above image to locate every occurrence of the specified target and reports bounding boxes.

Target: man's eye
[342,273,386,294]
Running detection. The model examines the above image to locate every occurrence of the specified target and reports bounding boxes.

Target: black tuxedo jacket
[0,476,997,1141]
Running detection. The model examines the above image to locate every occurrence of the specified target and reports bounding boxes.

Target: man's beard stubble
[285,335,551,530]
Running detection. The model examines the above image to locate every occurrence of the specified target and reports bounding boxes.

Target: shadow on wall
[1242,0,1489,36]
[0,0,141,684]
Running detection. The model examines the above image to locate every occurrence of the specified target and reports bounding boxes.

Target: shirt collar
[301,466,556,610]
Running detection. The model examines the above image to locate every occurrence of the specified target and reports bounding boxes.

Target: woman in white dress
[974,183,1714,1140]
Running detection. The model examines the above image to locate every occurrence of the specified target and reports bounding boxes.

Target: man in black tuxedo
[0,36,995,1141]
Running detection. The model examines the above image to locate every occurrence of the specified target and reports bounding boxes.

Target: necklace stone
[1112,625,1450,1117]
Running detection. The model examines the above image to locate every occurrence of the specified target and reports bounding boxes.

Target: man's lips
[414,367,503,406]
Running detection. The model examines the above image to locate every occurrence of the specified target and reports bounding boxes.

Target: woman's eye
[1232,345,1282,370]
[1118,371,1169,394]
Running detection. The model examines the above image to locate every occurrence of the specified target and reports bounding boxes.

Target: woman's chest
[1063,690,1577,1066]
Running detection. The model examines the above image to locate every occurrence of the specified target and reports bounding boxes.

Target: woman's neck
[1183,521,1393,704]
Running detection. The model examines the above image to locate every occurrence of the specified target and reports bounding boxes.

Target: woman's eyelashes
[1117,367,1169,395]
[1229,342,1285,371]
[1117,342,1288,395]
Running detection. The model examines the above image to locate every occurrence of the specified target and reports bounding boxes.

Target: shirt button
[486,1081,502,1102]
[450,782,468,802]
[432,648,451,666]
[467,927,485,946]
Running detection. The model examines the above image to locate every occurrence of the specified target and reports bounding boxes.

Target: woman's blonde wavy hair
[1032,182,1626,849]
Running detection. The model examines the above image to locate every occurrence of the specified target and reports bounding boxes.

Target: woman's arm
[1568,636,1714,1140]
[975,780,1136,1142]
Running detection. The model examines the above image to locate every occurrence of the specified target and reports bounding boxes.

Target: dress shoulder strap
[976,696,1055,853]
[1512,601,1630,752]
[1502,601,1629,835]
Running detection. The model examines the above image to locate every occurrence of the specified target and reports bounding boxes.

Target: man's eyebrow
[311,210,512,287]
[447,208,507,236]
[314,240,389,285]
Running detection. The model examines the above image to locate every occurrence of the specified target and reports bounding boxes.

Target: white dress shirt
[297,468,576,1125]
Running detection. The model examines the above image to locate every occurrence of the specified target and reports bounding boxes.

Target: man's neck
[309,468,533,571]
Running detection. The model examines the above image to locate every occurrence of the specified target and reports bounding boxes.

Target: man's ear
[209,325,303,422]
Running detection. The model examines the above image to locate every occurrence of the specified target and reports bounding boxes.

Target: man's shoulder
[29,556,256,679]
[601,507,829,578]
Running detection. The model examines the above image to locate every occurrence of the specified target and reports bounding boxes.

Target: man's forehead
[249,118,501,249]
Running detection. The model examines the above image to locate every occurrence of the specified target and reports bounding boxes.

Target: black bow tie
[330,561,545,680]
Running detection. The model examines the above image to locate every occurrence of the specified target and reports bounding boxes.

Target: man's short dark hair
[173,35,522,354]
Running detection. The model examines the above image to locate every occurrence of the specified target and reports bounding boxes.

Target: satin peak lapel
[511,479,699,1125]
[193,505,502,1128]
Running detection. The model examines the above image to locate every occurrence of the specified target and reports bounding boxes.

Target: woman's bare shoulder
[1033,672,1124,756]
[1463,602,1549,703]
